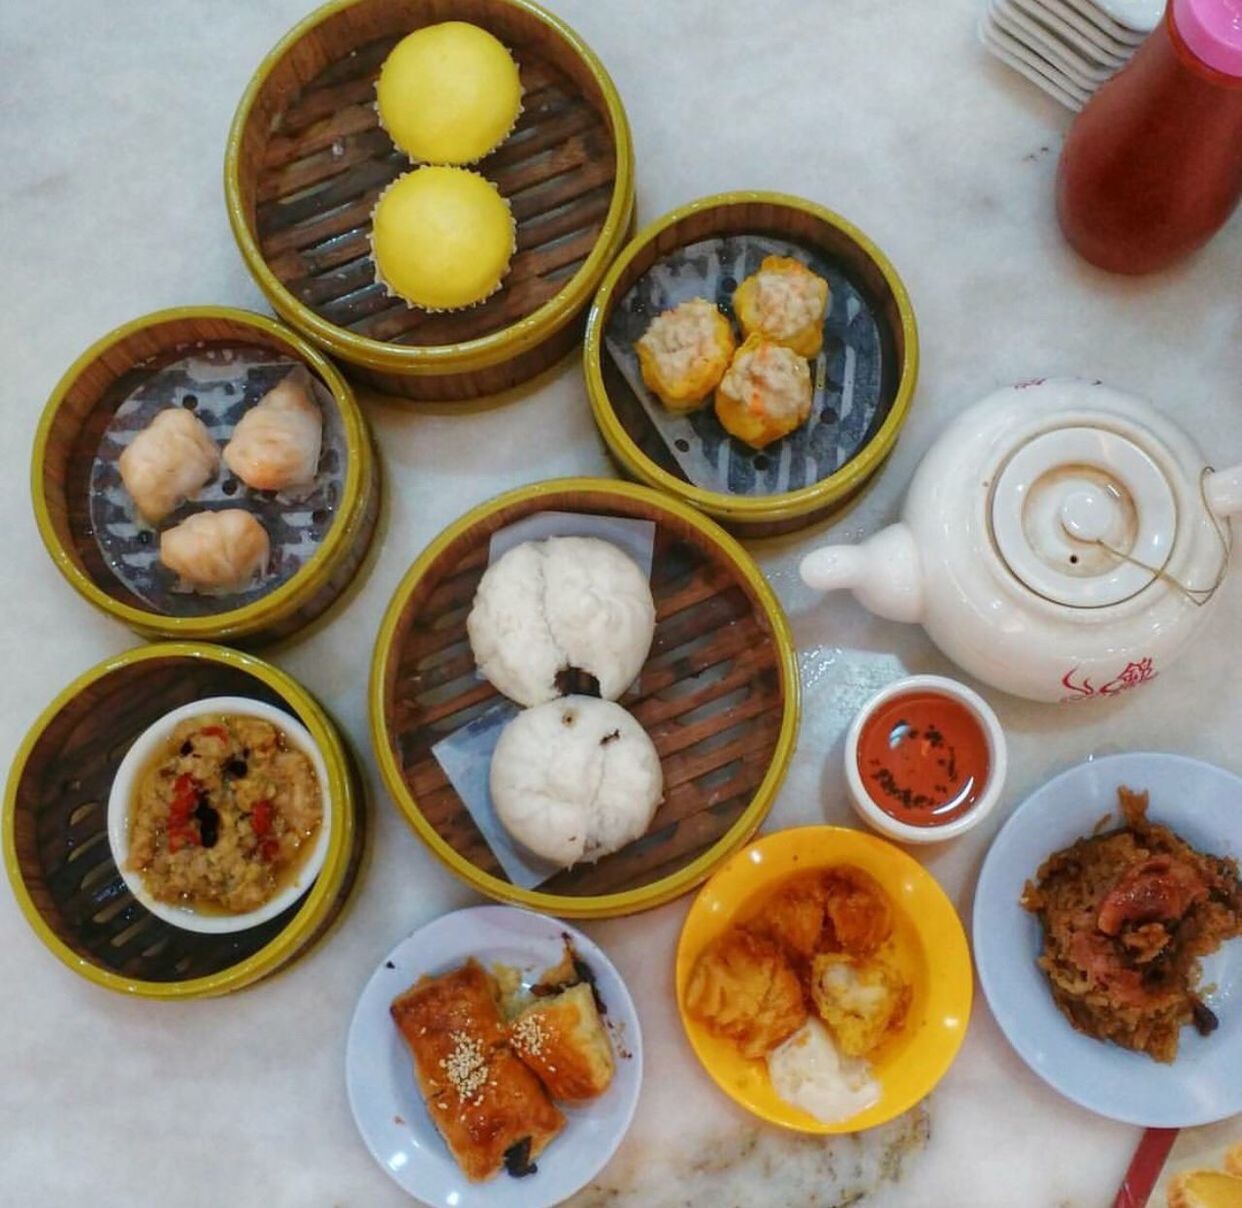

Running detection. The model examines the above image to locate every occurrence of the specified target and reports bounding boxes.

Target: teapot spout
[798,523,924,625]
[1204,463,1242,520]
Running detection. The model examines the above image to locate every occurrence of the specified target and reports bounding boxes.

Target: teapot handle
[1204,463,1242,519]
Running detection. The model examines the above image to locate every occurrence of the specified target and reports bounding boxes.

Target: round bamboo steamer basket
[32,306,380,647]
[3,643,364,999]
[370,477,800,918]
[584,191,920,538]
[225,0,635,402]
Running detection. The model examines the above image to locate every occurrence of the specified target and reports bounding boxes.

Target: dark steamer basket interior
[382,491,788,899]
[240,0,618,350]
[12,659,305,982]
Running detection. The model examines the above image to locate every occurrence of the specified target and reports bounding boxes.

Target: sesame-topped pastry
[376,22,523,166]
[635,297,736,412]
[733,255,831,358]
[390,961,565,1182]
[510,981,615,1102]
[714,333,813,450]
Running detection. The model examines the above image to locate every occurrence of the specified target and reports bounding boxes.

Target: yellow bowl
[370,476,800,918]
[585,192,919,537]
[225,0,635,402]
[3,643,364,999]
[675,826,972,1132]
[31,306,380,647]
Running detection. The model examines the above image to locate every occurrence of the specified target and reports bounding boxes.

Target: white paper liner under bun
[368,170,516,313]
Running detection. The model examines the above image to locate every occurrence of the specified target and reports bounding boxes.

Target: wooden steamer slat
[380,489,791,905]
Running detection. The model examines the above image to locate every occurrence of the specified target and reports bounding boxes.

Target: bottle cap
[1174,0,1242,77]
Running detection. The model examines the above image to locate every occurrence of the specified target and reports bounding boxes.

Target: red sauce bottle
[1057,0,1242,274]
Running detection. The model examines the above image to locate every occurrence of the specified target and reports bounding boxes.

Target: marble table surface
[2,0,1240,1205]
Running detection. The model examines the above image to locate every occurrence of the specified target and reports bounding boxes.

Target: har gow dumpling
[118,408,219,523]
[489,696,663,867]
[223,368,322,492]
[467,536,656,708]
[159,509,270,594]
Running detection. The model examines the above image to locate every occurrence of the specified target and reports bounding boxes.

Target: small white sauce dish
[106,696,332,934]
[843,674,1008,844]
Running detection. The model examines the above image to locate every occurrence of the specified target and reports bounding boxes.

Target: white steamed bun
[490,696,663,867]
[467,536,656,707]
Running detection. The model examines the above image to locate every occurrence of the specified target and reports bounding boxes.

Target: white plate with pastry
[346,905,643,1206]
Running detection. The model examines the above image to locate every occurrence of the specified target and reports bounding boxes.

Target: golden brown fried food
[810,953,910,1058]
[510,981,614,1103]
[823,868,893,955]
[749,875,829,961]
[685,929,807,1059]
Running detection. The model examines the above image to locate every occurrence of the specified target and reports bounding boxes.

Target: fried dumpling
[684,929,806,1059]
[810,953,909,1058]
[223,369,322,492]
[159,509,269,594]
[118,408,219,523]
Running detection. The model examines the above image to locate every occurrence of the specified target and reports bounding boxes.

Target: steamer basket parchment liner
[226,0,635,401]
[3,644,361,998]
[371,478,800,918]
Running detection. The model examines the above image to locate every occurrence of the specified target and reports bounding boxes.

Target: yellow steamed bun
[371,166,515,311]
[376,22,522,165]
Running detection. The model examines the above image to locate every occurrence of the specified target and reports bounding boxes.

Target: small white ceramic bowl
[843,675,1007,844]
[107,696,332,934]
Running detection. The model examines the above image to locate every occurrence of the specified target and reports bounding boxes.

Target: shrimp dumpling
[118,408,219,523]
[223,369,323,492]
[159,509,270,594]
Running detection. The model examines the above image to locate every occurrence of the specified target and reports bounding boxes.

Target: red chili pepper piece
[260,838,279,862]
[251,800,272,837]
[198,725,228,741]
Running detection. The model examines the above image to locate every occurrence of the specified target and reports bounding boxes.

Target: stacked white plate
[980,0,1163,109]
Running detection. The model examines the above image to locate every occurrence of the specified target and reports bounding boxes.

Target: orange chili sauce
[857,692,990,828]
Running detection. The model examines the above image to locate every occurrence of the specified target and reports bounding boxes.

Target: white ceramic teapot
[799,378,1242,702]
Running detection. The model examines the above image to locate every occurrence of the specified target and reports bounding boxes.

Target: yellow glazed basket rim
[3,642,356,999]
[369,476,801,918]
[30,305,373,643]
[224,0,636,378]
[584,191,920,526]
[675,825,973,1133]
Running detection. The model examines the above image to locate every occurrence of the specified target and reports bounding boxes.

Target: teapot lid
[989,426,1176,607]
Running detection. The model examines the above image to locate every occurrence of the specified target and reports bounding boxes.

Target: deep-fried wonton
[684,929,807,1059]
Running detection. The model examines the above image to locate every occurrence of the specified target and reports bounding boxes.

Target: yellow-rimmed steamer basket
[32,307,379,646]
[225,0,635,402]
[585,192,919,538]
[370,477,800,918]
[3,643,364,999]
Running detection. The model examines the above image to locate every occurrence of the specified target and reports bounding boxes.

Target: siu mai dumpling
[118,408,219,523]
[159,509,269,594]
[223,369,322,492]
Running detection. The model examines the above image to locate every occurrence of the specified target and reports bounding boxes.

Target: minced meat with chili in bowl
[108,698,330,933]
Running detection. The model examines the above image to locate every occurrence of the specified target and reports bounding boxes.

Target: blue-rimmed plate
[346,906,642,1207]
[974,752,1242,1127]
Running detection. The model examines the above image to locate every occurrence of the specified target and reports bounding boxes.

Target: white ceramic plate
[346,906,643,1207]
[974,752,1242,1127]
